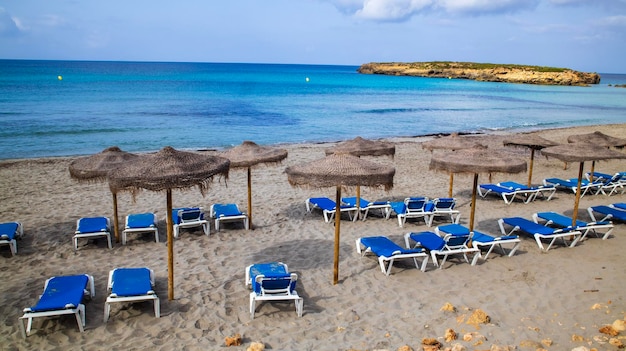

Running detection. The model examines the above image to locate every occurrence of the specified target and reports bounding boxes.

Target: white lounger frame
[19,274,95,338]
[356,237,429,276]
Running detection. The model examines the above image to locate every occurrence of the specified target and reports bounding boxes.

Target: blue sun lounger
[122,213,159,245]
[533,211,614,240]
[104,267,160,322]
[498,216,582,252]
[498,181,556,202]
[356,236,429,275]
[74,216,112,250]
[403,231,480,268]
[0,221,23,256]
[436,223,520,260]
[389,197,433,227]
[588,205,626,223]
[477,184,534,204]
[210,203,249,231]
[245,262,303,319]
[20,274,95,337]
[341,197,391,221]
[543,177,600,197]
[172,207,209,238]
[305,197,358,223]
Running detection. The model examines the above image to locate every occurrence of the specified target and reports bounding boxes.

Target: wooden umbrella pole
[167,189,174,301]
[590,160,596,180]
[355,185,361,220]
[469,173,478,233]
[112,192,120,243]
[333,185,341,285]
[527,149,535,187]
[448,173,454,198]
[572,162,584,226]
[247,167,253,230]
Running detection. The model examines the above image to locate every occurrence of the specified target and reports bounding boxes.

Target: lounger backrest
[442,233,470,250]
[178,208,203,223]
[255,273,297,295]
[433,198,455,210]
[0,222,19,240]
[405,197,428,213]
[213,204,242,217]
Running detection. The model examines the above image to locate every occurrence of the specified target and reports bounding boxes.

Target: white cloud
[596,15,626,27]
[436,0,538,14]
[354,0,432,21]
[321,0,540,21]
[0,7,24,36]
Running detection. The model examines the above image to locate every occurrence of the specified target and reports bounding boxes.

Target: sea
[1,59,625,160]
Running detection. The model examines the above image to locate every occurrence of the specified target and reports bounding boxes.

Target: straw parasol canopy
[430,148,526,232]
[567,131,626,148]
[504,134,559,186]
[286,153,395,284]
[108,146,230,300]
[423,133,487,197]
[567,131,626,177]
[541,143,626,226]
[68,146,140,243]
[219,141,288,229]
[325,136,396,217]
[325,136,396,158]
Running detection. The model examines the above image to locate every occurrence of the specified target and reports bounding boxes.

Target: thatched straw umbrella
[325,136,396,158]
[503,134,558,187]
[68,146,140,243]
[422,134,487,197]
[286,153,395,284]
[430,149,526,232]
[325,136,395,216]
[219,141,287,229]
[541,143,626,226]
[567,131,626,177]
[108,146,230,300]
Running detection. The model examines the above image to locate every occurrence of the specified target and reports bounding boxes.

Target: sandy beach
[1,124,625,351]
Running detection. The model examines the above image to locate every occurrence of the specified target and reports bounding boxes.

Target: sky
[1,0,625,73]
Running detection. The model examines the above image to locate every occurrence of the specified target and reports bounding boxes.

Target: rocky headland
[357,61,601,86]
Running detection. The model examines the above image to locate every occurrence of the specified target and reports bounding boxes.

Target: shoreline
[2,123,620,163]
[1,123,625,350]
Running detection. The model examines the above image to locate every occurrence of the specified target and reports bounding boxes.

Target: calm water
[1,59,625,160]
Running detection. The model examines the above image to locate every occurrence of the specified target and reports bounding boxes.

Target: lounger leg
[106,235,112,249]
[154,229,159,243]
[202,223,209,236]
[154,296,161,318]
[76,305,85,332]
[19,318,27,338]
[250,294,256,320]
[295,297,303,317]
[380,257,393,276]
[104,302,111,322]
[9,240,17,256]
[535,235,548,252]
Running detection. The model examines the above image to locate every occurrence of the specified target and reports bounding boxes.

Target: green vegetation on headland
[357,61,601,86]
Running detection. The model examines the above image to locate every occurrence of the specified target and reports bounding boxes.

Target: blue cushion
[308,197,337,211]
[213,204,242,217]
[126,213,156,229]
[0,222,19,240]
[77,217,108,233]
[172,207,203,224]
[360,236,423,257]
[30,275,89,312]
[438,224,469,236]
[111,268,153,296]
[390,202,406,215]
[408,232,445,251]
[249,262,292,294]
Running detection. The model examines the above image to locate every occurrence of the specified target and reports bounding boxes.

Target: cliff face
[357,62,601,86]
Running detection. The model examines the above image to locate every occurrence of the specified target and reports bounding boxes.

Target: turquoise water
[1,59,625,160]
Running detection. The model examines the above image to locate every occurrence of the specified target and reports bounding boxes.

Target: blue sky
[1,0,625,73]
